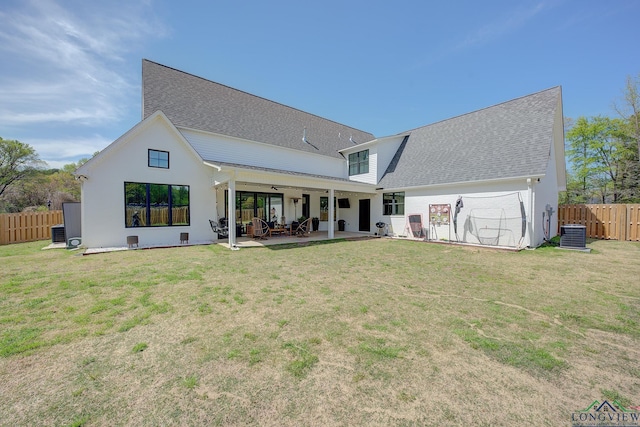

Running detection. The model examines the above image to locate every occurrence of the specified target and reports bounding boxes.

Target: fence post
[0,214,7,245]
[618,205,627,241]
[628,205,640,241]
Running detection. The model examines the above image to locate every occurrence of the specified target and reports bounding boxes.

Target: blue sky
[1,0,639,169]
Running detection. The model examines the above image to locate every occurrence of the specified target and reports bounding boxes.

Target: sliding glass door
[239,193,255,224]
[226,191,284,226]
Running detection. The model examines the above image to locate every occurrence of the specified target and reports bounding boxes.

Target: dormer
[340,134,408,185]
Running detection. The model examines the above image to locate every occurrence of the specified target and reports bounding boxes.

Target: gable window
[348,149,369,176]
[148,149,169,169]
[383,192,404,215]
[125,182,189,227]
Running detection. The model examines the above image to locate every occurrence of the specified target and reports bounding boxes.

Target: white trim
[379,174,545,193]
[528,178,535,248]
[203,161,378,193]
[338,133,409,154]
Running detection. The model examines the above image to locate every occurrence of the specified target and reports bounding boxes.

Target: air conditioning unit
[560,224,586,249]
[51,224,65,243]
[67,237,82,249]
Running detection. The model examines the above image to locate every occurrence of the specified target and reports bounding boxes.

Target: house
[75,60,566,250]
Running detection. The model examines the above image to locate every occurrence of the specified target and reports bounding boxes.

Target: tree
[565,116,635,203]
[566,117,599,201]
[0,137,45,198]
[614,73,640,161]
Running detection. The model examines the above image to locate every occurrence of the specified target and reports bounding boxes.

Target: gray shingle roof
[142,60,375,159]
[203,159,368,185]
[378,87,562,189]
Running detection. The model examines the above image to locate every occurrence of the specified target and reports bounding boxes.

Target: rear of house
[75,60,565,250]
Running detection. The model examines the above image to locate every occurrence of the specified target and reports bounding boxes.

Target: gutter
[380,174,546,193]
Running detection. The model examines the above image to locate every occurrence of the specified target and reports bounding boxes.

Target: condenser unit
[51,224,65,243]
[560,224,586,249]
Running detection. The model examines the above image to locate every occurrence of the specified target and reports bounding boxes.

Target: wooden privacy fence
[557,204,640,241]
[0,210,64,245]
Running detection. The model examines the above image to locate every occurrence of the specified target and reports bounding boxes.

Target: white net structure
[453,192,527,248]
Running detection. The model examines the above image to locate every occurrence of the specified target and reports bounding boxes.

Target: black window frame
[383,191,405,216]
[348,149,369,176]
[224,190,284,226]
[148,149,169,169]
[319,196,336,221]
[124,181,190,227]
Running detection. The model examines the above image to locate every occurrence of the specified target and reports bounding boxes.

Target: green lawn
[1,238,639,426]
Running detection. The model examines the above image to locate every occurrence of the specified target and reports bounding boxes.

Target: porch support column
[328,188,335,239]
[228,174,238,249]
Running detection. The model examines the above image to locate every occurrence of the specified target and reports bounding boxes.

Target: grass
[601,388,633,408]
[0,238,639,425]
[181,375,199,389]
[453,326,567,375]
[132,342,148,353]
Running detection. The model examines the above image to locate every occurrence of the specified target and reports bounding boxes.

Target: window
[125,182,189,227]
[148,149,169,169]
[348,149,369,176]
[320,197,329,221]
[319,197,336,221]
[383,192,404,215]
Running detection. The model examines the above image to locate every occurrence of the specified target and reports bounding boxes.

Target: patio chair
[293,218,311,237]
[405,214,425,239]
[209,219,229,239]
[251,217,271,240]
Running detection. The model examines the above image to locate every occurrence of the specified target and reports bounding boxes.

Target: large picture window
[383,192,404,215]
[148,149,169,169]
[125,182,189,227]
[348,149,369,176]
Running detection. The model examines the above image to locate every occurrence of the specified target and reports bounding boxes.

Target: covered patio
[207,160,378,249]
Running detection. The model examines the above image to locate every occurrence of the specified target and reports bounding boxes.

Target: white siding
[374,136,405,182]
[344,135,405,185]
[332,194,382,234]
[378,180,533,247]
[80,117,216,248]
[530,103,564,246]
[534,137,561,244]
[181,128,346,178]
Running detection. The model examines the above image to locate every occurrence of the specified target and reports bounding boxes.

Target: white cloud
[0,109,113,125]
[455,3,547,50]
[0,0,167,127]
[411,3,552,71]
[27,135,113,167]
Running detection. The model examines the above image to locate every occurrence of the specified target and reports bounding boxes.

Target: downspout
[527,178,536,248]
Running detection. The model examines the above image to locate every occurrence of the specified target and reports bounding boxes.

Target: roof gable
[378,87,562,189]
[142,60,375,159]
[75,110,201,175]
